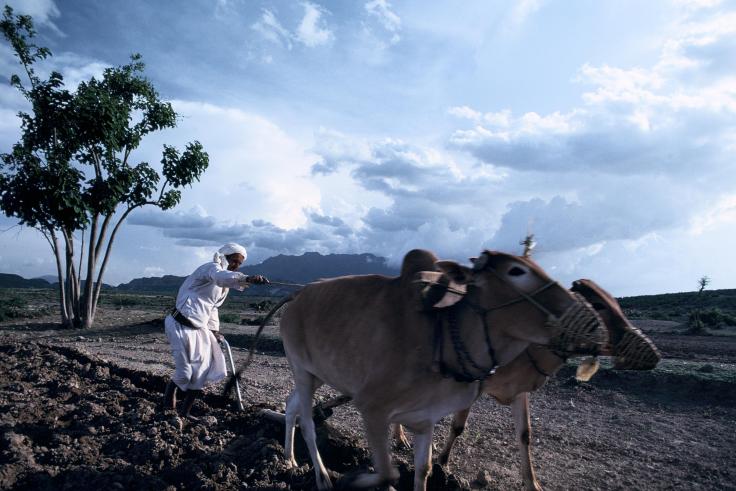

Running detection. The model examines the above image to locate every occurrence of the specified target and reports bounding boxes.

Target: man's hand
[211,331,224,342]
[246,275,270,285]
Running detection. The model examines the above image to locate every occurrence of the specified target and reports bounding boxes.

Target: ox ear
[435,260,474,285]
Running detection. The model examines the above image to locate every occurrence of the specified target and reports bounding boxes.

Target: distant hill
[618,289,736,319]
[116,275,186,292]
[33,275,57,283]
[0,273,52,289]
[113,252,399,294]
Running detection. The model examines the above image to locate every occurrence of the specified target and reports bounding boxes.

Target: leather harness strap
[170,308,197,329]
[430,253,563,384]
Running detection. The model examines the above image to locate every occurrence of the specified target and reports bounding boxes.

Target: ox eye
[508,266,526,276]
[592,302,606,310]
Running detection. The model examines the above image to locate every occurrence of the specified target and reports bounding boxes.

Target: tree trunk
[82,214,99,329]
[50,230,73,328]
[62,229,83,328]
[91,209,134,324]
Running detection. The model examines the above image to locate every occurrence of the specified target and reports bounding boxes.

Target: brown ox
[278,249,606,491]
[393,277,661,491]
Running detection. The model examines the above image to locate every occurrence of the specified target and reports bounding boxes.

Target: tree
[0,6,209,328]
[687,275,711,334]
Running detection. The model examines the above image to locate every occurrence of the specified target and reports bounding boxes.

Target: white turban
[213,243,247,268]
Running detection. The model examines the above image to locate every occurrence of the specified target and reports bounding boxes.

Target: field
[1,288,735,490]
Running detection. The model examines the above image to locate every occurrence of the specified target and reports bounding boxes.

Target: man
[163,242,269,417]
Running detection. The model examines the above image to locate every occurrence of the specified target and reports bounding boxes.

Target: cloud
[364,0,401,45]
[251,4,333,50]
[508,0,545,27]
[445,4,736,266]
[128,206,356,262]
[4,0,62,34]
[1,43,108,92]
[251,9,293,49]
[149,100,322,230]
[310,127,374,175]
[450,8,736,177]
[143,266,165,277]
[309,134,512,262]
[296,2,333,47]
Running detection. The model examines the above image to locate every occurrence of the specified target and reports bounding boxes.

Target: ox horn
[472,252,489,271]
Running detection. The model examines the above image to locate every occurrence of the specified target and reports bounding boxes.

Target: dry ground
[1,303,735,490]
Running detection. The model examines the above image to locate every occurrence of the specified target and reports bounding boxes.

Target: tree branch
[92,205,138,308]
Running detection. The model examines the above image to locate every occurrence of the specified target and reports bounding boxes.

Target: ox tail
[222,293,296,398]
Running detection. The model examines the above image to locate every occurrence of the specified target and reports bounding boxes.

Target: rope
[266,281,306,288]
[222,292,297,398]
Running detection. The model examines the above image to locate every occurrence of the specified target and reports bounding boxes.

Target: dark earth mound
[0,342,465,490]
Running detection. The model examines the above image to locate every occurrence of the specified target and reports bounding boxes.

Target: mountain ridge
[0,252,400,294]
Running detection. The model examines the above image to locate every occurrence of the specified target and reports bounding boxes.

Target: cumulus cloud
[4,0,62,34]
[128,206,357,262]
[309,134,513,262]
[450,8,736,176]
[448,5,736,263]
[151,100,322,230]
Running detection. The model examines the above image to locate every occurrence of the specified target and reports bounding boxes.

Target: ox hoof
[337,470,396,490]
[315,471,334,490]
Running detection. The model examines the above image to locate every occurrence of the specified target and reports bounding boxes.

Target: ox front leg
[412,427,434,491]
[293,370,332,490]
[349,414,399,489]
[511,392,543,491]
[437,407,471,469]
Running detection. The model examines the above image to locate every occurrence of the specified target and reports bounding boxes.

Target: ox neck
[432,300,498,383]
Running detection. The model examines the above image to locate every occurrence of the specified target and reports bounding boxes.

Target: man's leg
[164,348,192,412]
[181,389,203,419]
[163,380,178,410]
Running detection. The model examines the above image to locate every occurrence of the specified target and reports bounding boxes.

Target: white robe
[165,261,248,391]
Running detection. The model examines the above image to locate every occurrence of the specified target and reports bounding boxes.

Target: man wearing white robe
[163,243,268,416]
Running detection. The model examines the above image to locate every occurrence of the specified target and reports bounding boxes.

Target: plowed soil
[1,307,735,490]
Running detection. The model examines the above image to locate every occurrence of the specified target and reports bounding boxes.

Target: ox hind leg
[392,423,411,449]
[437,407,471,469]
[291,368,332,490]
[511,392,543,491]
[284,390,300,468]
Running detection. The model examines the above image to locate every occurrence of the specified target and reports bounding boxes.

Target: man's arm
[207,263,251,289]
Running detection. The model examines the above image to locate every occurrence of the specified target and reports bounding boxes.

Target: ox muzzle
[545,292,607,355]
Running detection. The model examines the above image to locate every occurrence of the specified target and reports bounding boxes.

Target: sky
[0,0,734,296]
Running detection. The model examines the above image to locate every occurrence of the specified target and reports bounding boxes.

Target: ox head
[571,279,661,370]
[436,250,607,355]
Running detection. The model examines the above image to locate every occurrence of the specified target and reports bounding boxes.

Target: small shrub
[219,313,241,324]
[687,316,706,334]
[248,300,276,312]
[0,294,49,321]
[689,308,736,329]
[0,295,27,321]
[241,316,267,326]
